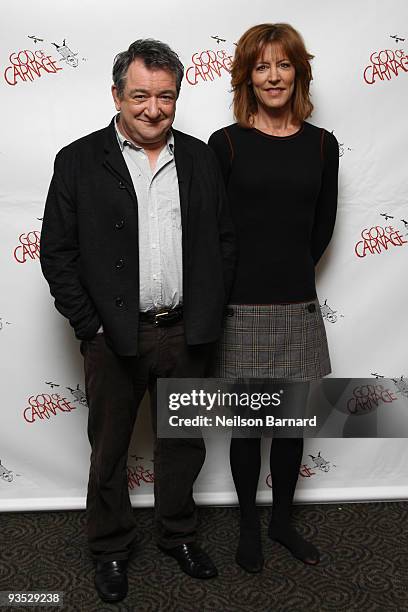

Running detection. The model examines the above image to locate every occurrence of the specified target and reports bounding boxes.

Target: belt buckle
[154,310,169,326]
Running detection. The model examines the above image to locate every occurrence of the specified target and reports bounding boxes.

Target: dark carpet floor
[1,502,407,611]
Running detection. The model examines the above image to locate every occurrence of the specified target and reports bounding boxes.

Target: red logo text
[4,49,62,86]
[299,464,316,478]
[127,457,154,489]
[363,49,408,85]
[186,49,233,85]
[354,226,407,258]
[24,393,76,423]
[13,231,40,263]
[347,384,397,415]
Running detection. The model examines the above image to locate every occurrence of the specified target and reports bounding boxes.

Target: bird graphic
[211,35,226,44]
[390,34,405,43]
[28,35,44,43]
[45,381,60,389]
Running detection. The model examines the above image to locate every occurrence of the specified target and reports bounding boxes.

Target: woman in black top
[209,23,339,572]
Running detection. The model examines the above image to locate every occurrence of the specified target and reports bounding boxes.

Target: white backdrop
[1,0,408,510]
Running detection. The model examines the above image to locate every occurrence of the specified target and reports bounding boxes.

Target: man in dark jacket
[40,39,236,603]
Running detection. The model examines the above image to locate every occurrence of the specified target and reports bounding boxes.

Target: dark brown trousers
[81,319,213,561]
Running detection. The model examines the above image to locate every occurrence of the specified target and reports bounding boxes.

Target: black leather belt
[139,306,183,327]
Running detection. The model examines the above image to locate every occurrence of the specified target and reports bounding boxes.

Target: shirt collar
[114,114,174,155]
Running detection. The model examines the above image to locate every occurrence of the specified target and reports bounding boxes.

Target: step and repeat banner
[1,0,407,510]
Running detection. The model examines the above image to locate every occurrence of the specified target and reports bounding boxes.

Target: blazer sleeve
[208,128,232,186]
[311,130,339,264]
[40,152,101,339]
[206,146,237,301]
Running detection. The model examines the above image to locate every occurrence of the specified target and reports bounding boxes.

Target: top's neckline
[251,122,305,140]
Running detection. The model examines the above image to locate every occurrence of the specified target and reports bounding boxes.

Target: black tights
[230,436,320,564]
[230,437,303,528]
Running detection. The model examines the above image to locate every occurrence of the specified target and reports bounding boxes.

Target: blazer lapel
[102,119,136,199]
[102,122,193,214]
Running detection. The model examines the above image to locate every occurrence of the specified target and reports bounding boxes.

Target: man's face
[112,58,177,147]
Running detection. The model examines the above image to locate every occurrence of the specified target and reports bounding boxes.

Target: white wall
[1,0,408,510]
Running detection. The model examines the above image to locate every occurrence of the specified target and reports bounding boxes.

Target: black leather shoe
[94,560,128,602]
[158,542,218,579]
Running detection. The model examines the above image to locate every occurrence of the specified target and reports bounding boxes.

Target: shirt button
[115,258,124,269]
[115,220,125,230]
[115,297,124,308]
[152,244,156,249]
[152,275,157,280]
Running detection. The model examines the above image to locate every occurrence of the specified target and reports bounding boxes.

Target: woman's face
[250,42,296,113]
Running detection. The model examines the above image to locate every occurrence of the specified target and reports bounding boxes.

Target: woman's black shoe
[268,523,320,565]
[235,527,264,573]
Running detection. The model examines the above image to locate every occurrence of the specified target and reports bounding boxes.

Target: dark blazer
[40,119,236,356]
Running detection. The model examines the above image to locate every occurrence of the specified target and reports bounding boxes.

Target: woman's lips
[265,88,284,95]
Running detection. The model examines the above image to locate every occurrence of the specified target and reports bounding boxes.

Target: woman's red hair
[231,23,314,126]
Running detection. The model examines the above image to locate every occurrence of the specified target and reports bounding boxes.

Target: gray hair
[112,39,184,97]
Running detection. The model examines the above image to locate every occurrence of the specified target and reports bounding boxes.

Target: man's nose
[144,97,161,118]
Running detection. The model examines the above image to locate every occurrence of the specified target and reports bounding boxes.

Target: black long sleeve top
[208,122,339,303]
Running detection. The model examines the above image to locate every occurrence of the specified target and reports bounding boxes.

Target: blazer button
[115,220,125,230]
[307,303,316,313]
[115,258,124,269]
[115,296,124,308]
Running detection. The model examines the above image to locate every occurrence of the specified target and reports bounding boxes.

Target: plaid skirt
[214,300,331,381]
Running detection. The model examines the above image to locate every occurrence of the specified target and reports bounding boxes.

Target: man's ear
[111,85,121,111]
